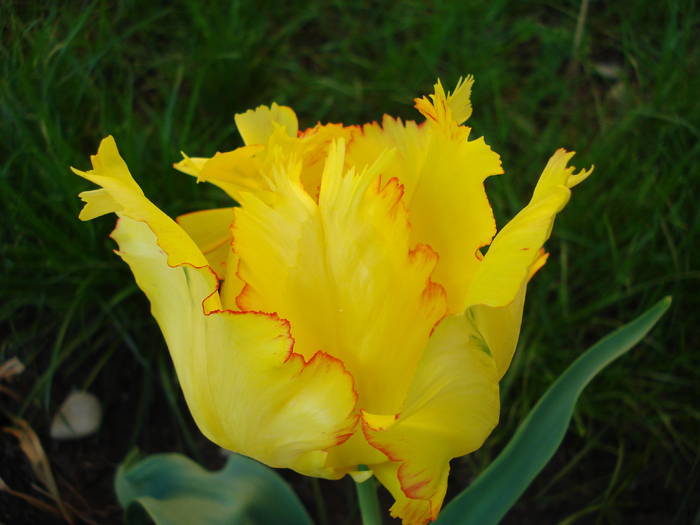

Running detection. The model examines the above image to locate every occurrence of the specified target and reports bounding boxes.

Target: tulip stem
[355,475,382,525]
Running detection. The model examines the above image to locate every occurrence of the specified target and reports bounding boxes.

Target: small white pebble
[50,391,102,440]
[593,62,623,80]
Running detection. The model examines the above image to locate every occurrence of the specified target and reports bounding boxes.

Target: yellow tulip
[73,77,591,524]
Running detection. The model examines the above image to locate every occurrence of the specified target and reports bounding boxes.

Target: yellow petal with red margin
[346,116,428,197]
[466,149,592,308]
[362,314,499,522]
[372,461,447,525]
[324,422,388,475]
[232,139,446,414]
[72,136,208,270]
[112,218,358,477]
[234,102,298,146]
[347,79,503,314]
[73,137,357,476]
[414,76,473,127]
[465,150,592,376]
[176,208,236,279]
[296,123,354,199]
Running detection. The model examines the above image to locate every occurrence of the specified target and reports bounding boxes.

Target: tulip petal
[233,139,447,414]
[372,461,447,525]
[467,149,592,309]
[465,150,591,377]
[234,102,298,146]
[363,314,499,523]
[414,77,473,127]
[176,207,236,279]
[347,79,503,313]
[295,122,354,199]
[469,251,547,379]
[175,119,351,202]
[173,147,267,202]
[113,218,357,477]
[73,136,208,270]
[74,137,358,477]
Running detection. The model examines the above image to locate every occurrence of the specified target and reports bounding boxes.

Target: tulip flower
[73,77,591,524]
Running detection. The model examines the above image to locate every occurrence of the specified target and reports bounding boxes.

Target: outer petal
[465,150,592,377]
[347,78,503,313]
[363,314,499,524]
[113,218,357,477]
[324,427,388,477]
[466,149,592,309]
[233,139,447,415]
[72,136,208,270]
[469,251,547,379]
[73,137,358,477]
[372,462,447,525]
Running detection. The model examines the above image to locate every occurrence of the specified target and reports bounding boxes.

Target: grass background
[1,0,698,523]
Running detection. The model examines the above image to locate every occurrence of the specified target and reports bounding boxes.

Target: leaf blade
[115,452,313,525]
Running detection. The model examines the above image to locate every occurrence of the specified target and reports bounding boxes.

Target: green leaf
[115,451,313,525]
[437,297,672,525]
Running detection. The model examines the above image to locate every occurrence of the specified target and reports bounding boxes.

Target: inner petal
[231,140,446,415]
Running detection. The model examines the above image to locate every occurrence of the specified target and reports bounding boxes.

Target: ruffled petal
[372,462,447,525]
[175,118,351,203]
[414,77,473,127]
[73,136,208,269]
[233,139,447,414]
[295,122,354,198]
[234,102,298,146]
[362,314,499,522]
[466,149,592,309]
[464,150,591,377]
[74,137,358,477]
[347,78,503,313]
[173,147,267,202]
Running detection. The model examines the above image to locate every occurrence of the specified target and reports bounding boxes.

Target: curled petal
[372,461,447,525]
[74,137,358,477]
[73,136,209,270]
[467,149,592,309]
[363,314,499,522]
[465,150,592,377]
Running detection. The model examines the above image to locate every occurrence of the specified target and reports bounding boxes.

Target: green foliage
[1,0,698,521]
[438,298,671,524]
[115,451,313,525]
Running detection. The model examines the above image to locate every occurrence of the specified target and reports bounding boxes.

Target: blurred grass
[1,0,698,523]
